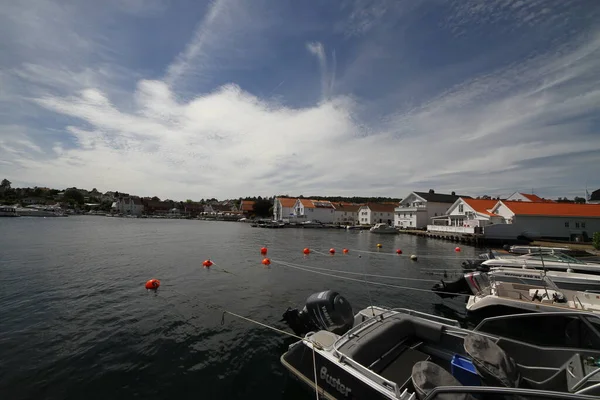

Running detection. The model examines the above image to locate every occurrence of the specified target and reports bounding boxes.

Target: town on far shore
[1,178,599,247]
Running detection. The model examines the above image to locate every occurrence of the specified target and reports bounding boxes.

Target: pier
[399,229,485,246]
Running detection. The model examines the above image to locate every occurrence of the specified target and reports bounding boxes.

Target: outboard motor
[281,290,354,337]
[431,276,472,299]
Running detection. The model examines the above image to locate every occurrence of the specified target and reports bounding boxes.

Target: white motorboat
[369,223,398,234]
[281,290,600,400]
[434,266,600,296]
[482,251,600,275]
[509,245,570,254]
[15,207,68,217]
[462,272,600,315]
[301,220,324,228]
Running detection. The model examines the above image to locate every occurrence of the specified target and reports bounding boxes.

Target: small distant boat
[301,220,324,228]
[369,223,397,234]
[0,206,20,217]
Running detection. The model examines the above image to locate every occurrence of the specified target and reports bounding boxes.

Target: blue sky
[1,0,599,200]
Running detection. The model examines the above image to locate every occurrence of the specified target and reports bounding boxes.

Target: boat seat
[412,361,476,400]
[340,316,442,368]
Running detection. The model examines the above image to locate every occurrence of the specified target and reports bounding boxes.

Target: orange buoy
[260,247,268,256]
[329,248,335,255]
[396,249,402,255]
[203,259,213,268]
[145,279,160,290]
[262,258,271,266]
[342,248,349,254]
[303,248,310,255]
[455,247,461,252]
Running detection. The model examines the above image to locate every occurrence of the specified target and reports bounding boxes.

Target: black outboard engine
[281,290,354,337]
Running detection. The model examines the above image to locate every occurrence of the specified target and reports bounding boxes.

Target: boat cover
[411,361,475,400]
[464,334,520,388]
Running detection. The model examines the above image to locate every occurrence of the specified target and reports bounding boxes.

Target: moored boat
[369,223,398,234]
[281,290,600,399]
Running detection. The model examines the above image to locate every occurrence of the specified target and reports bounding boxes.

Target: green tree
[1,179,11,190]
[186,199,193,203]
[151,196,160,201]
[252,199,272,217]
[63,188,85,205]
[593,232,600,250]
[574,196,586,204]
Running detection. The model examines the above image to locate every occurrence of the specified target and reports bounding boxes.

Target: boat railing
[390,308,461,327]
[475,311,600,332]
[423,385,598,399]
[335,352,402,398]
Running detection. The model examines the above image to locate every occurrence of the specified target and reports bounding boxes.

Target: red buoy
[455,247,461,252]
[396,249,402,255]
[203,259,213,268]
[145,279,160,290]
[262,258,271,266]
[329,248,335,255]
[260,247,268,256]
[342,248,349,254]
[303,248,310,255]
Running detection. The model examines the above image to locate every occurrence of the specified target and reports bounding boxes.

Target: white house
[394,191,463,229]
[293,199,335,223]
[113,197,144,216]
[358,203,396,225]
[485,201,600,241]
[429,198,504,233]
[273,197,298,221]
[332,203,361,225]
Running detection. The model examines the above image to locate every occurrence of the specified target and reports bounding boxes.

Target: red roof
[240,200,255,211]
[332,203,362,212]
[502,201,600,217]
[277,198,297,208]
[299,199,314,208]
[462,198,500,216]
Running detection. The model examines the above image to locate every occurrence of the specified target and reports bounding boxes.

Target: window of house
[435,213,437,216]
[410,221,412,226]
[565,222,569,228]
[458,204,464,213]
[575,222,580,228]
[582,222,586,228]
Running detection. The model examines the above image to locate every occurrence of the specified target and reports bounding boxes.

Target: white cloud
[0,1,599,200]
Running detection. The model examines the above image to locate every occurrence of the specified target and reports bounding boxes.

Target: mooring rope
[273,260,471,298]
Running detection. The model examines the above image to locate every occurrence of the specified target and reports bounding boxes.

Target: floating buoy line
[143,244,475,398]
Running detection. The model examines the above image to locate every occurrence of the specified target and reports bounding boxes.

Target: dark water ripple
[0,216,479,399]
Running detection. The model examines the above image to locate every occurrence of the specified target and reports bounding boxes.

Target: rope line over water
[275,259,440,283]
[273,260,471,298]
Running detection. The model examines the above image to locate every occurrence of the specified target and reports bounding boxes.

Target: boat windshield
[524,253,585,264]
[475,313,600,350]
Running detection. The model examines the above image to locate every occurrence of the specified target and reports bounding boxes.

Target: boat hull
[281,342,392,400]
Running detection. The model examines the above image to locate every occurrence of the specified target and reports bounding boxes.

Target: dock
[399,229,485,246]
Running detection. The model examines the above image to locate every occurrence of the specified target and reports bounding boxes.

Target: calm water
[0,216,480,400]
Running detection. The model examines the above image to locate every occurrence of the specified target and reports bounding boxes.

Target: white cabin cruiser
[435,266,600,295]
[370,223,398,234]
[482,252,600,275]
[509,245,571,255]
[281,290,600,400]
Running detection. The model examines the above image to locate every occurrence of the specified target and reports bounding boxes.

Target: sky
[1,0,600,200]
